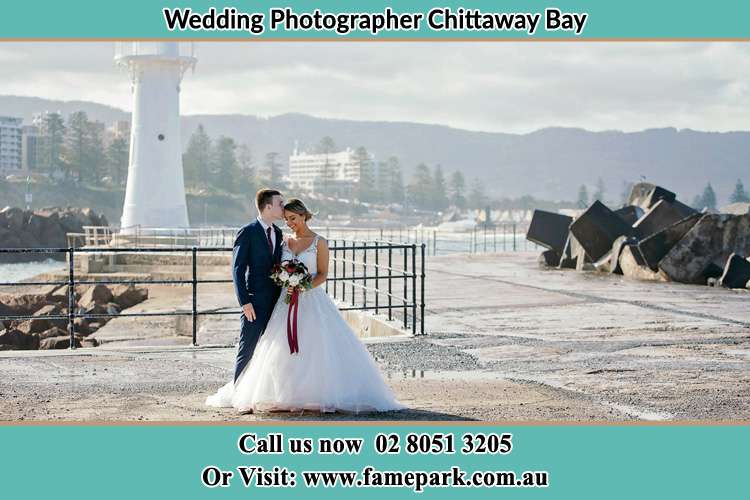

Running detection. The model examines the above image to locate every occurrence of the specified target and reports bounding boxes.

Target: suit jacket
[232,219,283,308]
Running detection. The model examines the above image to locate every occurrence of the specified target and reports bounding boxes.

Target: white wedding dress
[206,235,406,413]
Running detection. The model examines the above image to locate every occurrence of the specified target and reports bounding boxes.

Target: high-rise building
[0,116,23,175]
[21,125,40,173]
[288,147,364,193]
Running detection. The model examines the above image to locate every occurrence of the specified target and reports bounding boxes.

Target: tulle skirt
[206,287,406,413]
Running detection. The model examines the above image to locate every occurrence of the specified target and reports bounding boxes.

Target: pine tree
[448,170,467,210]
[701,183,717,210]
[577,184,589,208]
[38,112,66,178]
[106,136,129,187]
[390,160,405,205]
[210,136,240,193]
[432,164,449,211]
[87,121,106,186]
[182,124,212,189]
[468,178,487,210]
[236,144,256,195]
[730,179,749,203]
[407,163,434,210]
[65,111,90,183]
[593,177,606,202]
[316,136,336,195]
[263,152,284,189]
[354,146,375,202]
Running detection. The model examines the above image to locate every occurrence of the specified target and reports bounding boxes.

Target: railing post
[192,246,198,346]
[332,239,337,299]
[513,223,517,251]
[420,243,425,336]
[494,226,497,252]
[351,241,356,306]
[433,230,437,256]
[342,242,346,303]
[411,244,417,336]
[68,247,76,350]
[388,244,393,321]
[484,224,487,253]
[374,241,379,314]
[503,223,507,251]
[363,243,368,309]
[402,243,408,329]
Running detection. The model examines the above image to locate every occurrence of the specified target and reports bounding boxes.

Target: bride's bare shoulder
[314,234,328,250]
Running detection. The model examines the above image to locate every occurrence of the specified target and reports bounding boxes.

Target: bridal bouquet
[270,260,313,304]
[270,260,312,354]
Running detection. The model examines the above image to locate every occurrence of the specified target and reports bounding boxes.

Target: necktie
[266,226,274,255]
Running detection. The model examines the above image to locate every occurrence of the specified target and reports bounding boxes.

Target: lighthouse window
[157,134,165,141]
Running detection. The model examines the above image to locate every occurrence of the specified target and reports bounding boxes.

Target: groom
[232,188,285,383]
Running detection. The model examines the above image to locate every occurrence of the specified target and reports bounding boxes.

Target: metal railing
[65,223,542,256]
[0,240,426,350]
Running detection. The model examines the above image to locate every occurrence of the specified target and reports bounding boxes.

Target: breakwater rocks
[0,206,109,263]
[0,283,147,350]
[528,182,750,290]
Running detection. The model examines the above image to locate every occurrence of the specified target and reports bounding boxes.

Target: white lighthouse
[115,42,196,233]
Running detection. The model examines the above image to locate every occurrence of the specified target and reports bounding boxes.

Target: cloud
[0,41,749,133]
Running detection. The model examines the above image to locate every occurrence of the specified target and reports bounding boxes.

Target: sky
[0,41,748,134]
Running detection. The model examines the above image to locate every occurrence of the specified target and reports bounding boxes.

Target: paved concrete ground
[2,252,749,421]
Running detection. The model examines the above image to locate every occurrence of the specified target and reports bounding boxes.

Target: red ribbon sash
[286,290,300,354]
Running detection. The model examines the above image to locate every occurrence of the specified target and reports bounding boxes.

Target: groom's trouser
[234,299,273,382]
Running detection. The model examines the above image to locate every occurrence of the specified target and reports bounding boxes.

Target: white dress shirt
[256,216,276,251]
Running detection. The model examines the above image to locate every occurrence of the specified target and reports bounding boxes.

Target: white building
[288,147,364,192]
[0,116,23,175]
[21,125,40,173]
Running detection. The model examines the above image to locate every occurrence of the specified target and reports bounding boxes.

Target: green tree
[316,136,336,195]
[449,170,467,210]
[577,184,589,208]
[390,159,405,205]
[65,111,90,183]
[263,152,284,189]
[106,136,129,187]
[38,112,66,178]
[210,136,240,193]
[730,179,749,203]
[236,144,256,195]
[407,163,433,210]
[432,164,449,211]
[354,146,376,202]
[468,178,487,210]
[182,124,212,189]
[87,121,106,186]
[692,183,718,210]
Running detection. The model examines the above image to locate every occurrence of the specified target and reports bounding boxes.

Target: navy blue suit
[232,219,283,381]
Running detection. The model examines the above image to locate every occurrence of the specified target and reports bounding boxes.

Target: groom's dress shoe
[238,407,254,415]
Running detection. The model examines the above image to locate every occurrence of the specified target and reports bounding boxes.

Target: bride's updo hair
[283,198,315,221]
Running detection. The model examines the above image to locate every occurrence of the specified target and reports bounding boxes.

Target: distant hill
[2,94,748,204]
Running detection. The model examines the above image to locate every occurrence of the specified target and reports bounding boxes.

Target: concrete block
[633,199,698,239]
[627,182,676,211]
[538,249,561,268]
[594,235,635,274]
[659,214,750,284]
[570,200,634,262]
[637,213,702,270]
[613,205,644,226]
[526,210,573,255]
[619,245,668,282]
[718,253,750,289]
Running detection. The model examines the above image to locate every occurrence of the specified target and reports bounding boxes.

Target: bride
[206,198,406,414]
